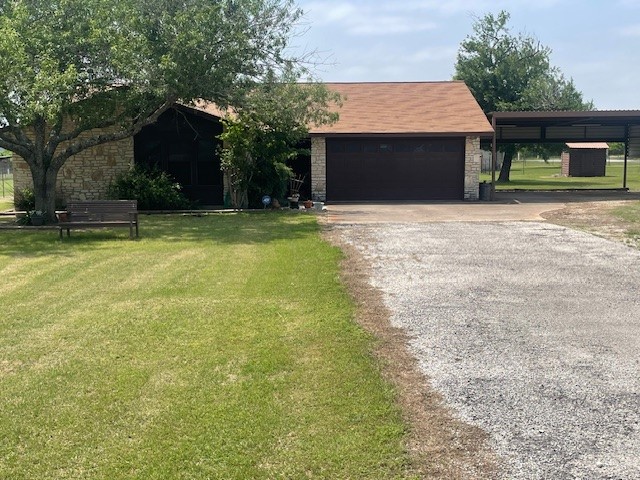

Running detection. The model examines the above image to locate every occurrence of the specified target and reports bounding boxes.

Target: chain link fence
[1,156,13,200]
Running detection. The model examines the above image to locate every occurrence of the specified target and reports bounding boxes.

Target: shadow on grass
[0,212,319,257]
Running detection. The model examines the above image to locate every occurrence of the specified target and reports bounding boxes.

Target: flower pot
[30,215,44,226]
[303,200,313,209]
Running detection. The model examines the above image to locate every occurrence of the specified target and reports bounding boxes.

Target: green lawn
[1,175,13,211]
[613,201,640,246]
[0,214,415,479]
[481,160,640,191]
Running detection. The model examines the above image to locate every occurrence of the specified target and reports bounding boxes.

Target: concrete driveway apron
[328,198,640,479]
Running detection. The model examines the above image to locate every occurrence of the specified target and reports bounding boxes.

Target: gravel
[336,221,640,480]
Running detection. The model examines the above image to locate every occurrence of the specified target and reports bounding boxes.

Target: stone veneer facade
[310,137,327,201]
[464,136,481,201]
[13,133,482,204]
[13,130,134,204]
[310,135,482,202]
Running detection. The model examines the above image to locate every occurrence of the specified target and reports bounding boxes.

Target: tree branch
[50,97,177,170]
[0,135,31,159]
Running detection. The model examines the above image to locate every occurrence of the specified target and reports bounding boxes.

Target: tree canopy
[0,0,322,220]
[220,72,339,208]
[454,11,593,180]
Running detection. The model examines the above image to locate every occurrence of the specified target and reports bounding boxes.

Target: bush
[14,187,35,211]
[247,161,292,208]
[108,165,191,210]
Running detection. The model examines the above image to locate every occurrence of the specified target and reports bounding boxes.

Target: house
[12,81,493,204]
[561,142,609,177]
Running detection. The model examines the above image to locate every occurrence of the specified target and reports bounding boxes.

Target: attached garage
[309,82,494,202]
[326,137,465,200]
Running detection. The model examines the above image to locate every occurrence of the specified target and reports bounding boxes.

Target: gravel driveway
[336,221,640,479]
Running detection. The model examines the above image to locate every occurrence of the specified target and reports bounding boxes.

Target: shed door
[326,138,465,201]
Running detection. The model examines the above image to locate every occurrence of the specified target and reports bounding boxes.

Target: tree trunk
[30,163,60,224]
[497,146,516,183]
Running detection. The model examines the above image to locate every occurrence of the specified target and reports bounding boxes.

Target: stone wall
[13,131,134,204]
[310,137,326,201]
[464,136,481,201]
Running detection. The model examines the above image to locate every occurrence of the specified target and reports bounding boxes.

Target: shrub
[247,160,292,208]
[14,187,35,211]
[108,165,191,210]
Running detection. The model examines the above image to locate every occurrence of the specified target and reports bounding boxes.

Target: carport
[489,110,640,199]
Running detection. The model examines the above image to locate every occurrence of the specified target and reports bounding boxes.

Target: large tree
[0,0,312,221]
[454,11,592,181]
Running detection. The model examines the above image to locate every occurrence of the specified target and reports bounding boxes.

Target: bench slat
[60,200,139,239]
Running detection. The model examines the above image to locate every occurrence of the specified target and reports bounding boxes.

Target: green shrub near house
[13,187,35,211]
[108,165,192,210]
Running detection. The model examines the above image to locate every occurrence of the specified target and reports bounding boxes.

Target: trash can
[479,181,491,201]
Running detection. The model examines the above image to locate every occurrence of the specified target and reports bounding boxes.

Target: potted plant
[30,210,45,226]
[303,199,313,209]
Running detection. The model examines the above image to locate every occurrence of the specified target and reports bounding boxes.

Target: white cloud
[376,0,562,16]
[302,1,438,36]
[300,0,564,37]
[406,46,459,62]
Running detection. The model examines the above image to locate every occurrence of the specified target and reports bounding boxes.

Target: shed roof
[309,81,494,137]
[566,142,609,149]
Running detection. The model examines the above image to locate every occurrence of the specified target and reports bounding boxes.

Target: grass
[0,213,415,479]
[613,201,640,245]
[1,174,13,196]
[480,159,640,191]
[1,174,13,211]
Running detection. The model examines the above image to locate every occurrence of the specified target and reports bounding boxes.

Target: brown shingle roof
[190,101,229,119]
[310,81,493,137]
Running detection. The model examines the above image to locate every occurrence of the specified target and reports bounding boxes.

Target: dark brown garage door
[326,138,465,201]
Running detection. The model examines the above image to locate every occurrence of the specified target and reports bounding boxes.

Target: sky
[291,0,640,110]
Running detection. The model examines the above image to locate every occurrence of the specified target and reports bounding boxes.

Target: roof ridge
[321,80,464,85]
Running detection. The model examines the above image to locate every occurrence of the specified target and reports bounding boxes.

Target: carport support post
[491,115,497,200]
[624,125,629,190]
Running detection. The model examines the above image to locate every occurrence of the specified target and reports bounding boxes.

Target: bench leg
[59,228,63,240]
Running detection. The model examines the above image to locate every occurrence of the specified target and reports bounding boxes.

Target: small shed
[561,143,609,177]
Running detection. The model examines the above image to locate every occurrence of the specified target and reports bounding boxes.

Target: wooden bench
[58,200,139,239]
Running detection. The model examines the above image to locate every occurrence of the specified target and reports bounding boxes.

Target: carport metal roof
[488,110,640,198]
[490,110,640,152]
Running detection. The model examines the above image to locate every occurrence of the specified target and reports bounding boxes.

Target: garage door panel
[327,138,464,201]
